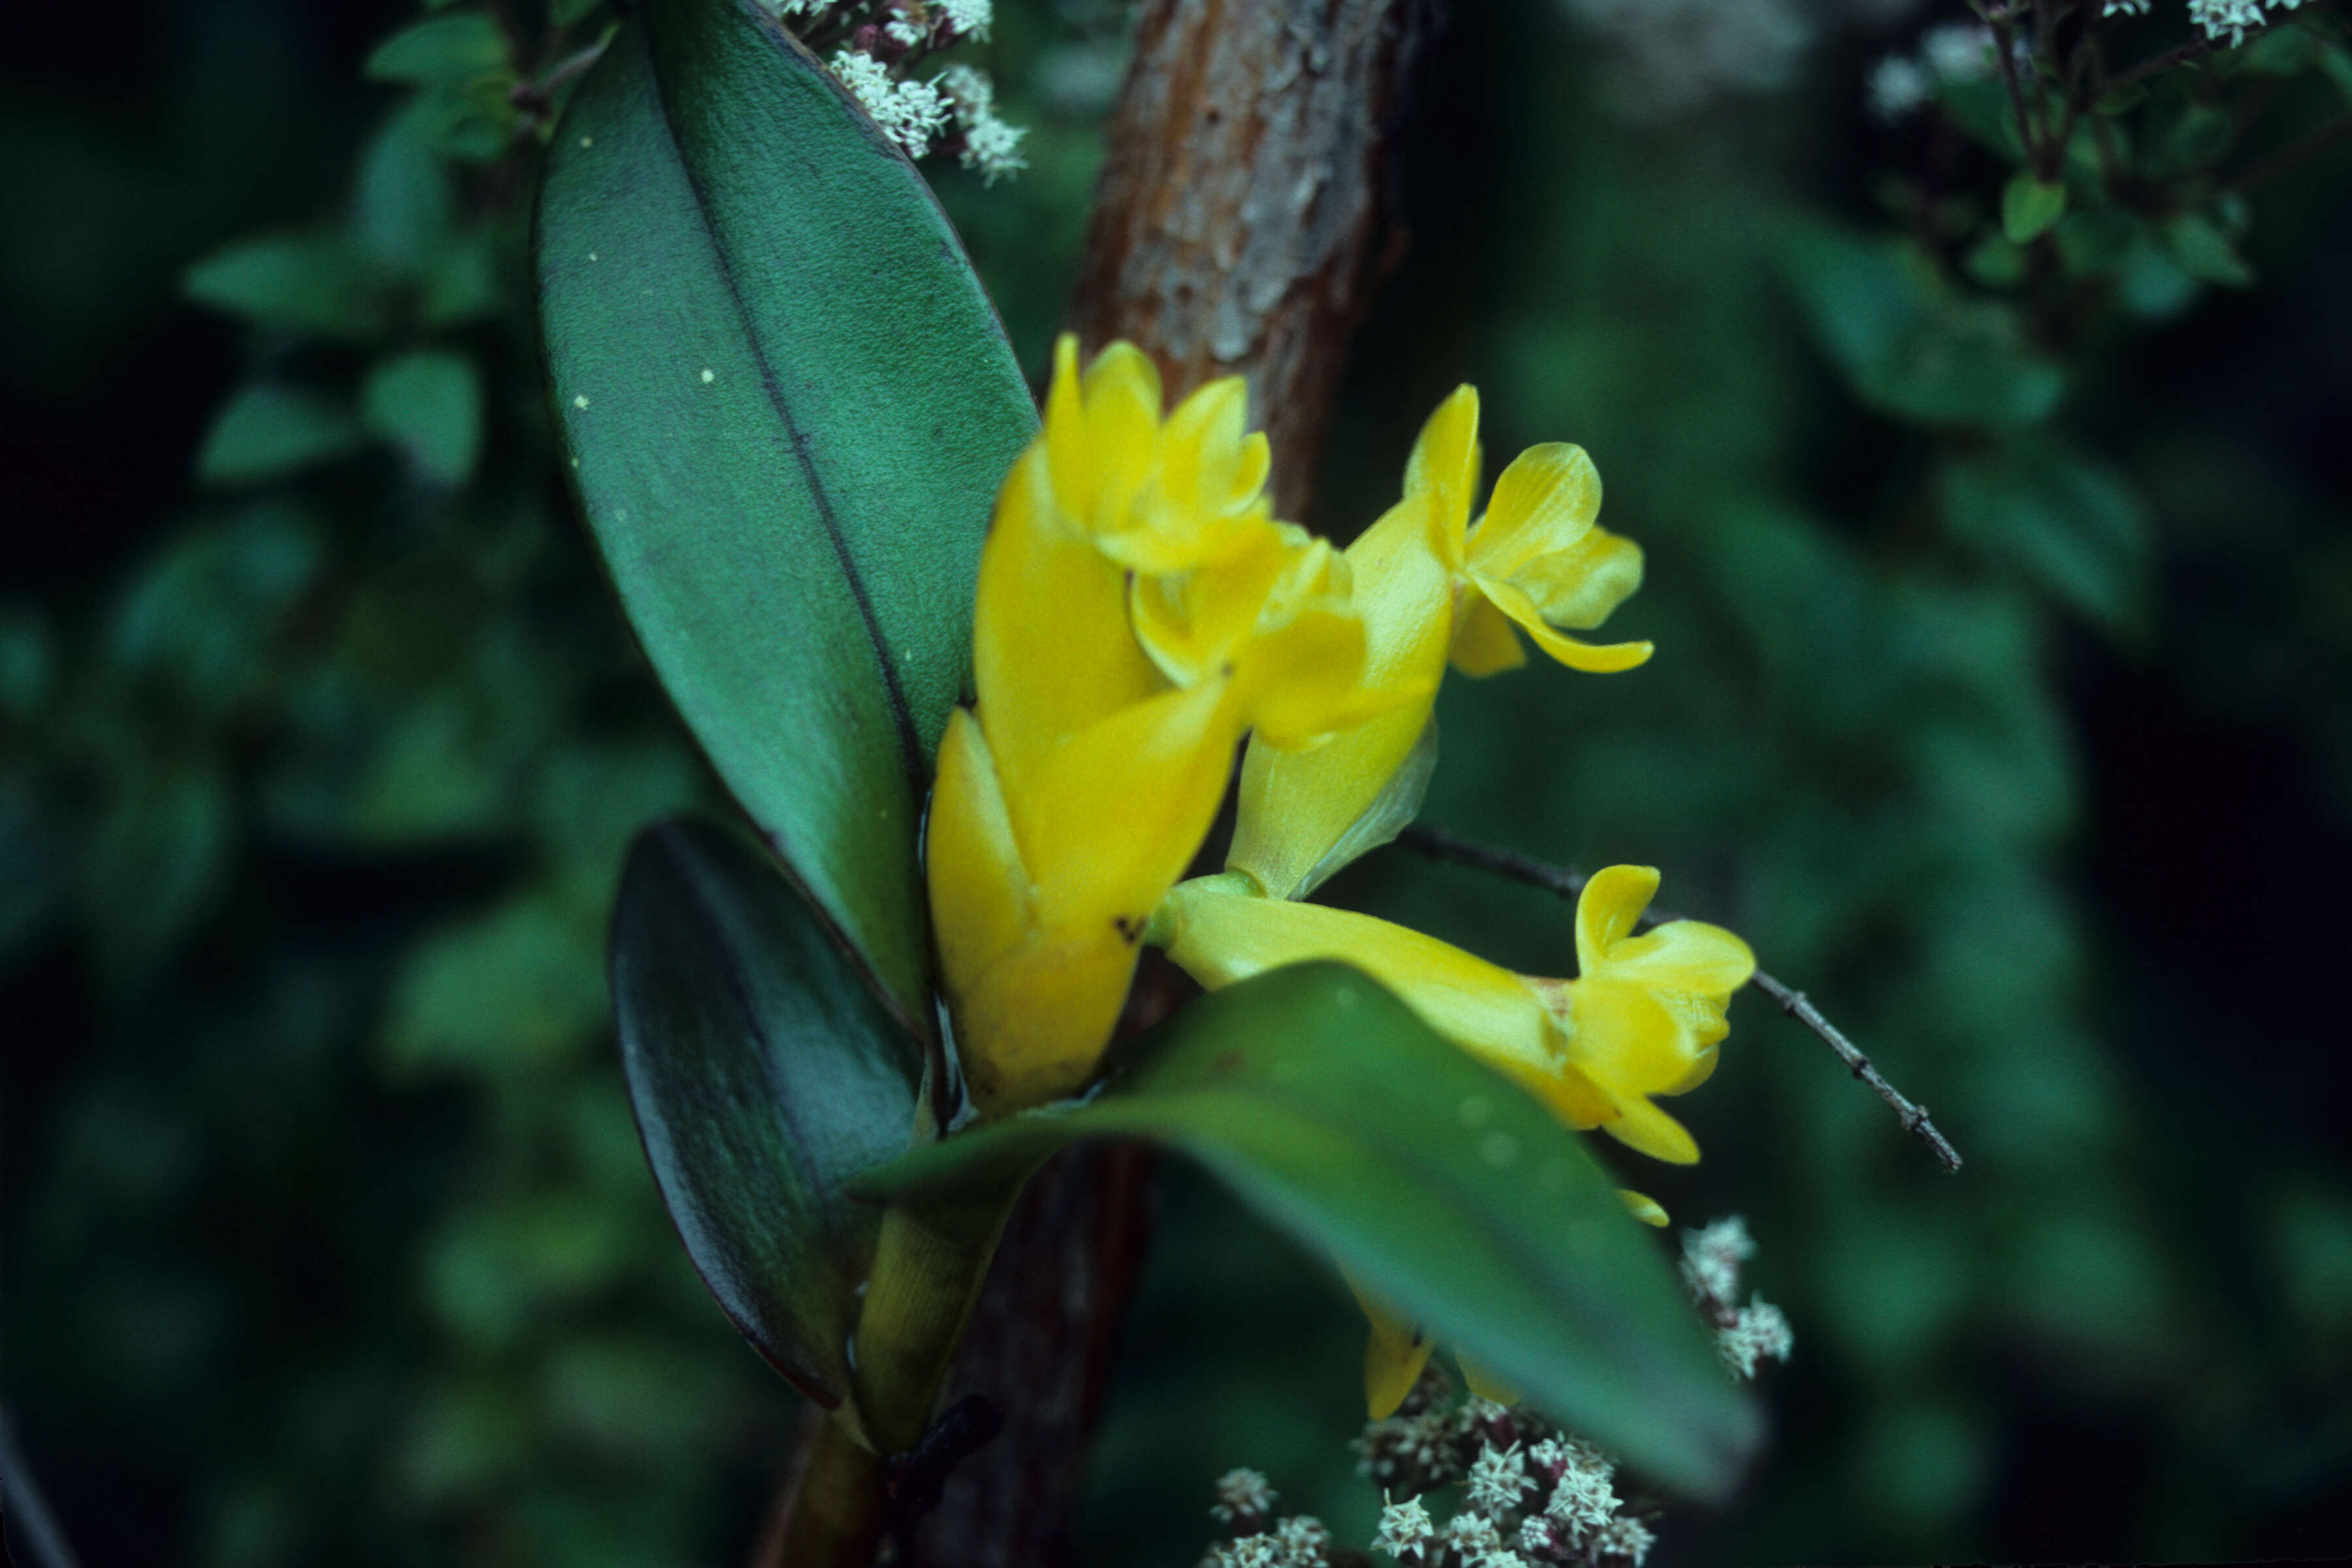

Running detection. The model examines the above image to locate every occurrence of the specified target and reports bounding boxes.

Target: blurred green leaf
[610,817,926,1409]
[381,890,607,1079]
[366,12,511,88]
[353,105,458,276]
[2156,105,2234,177]
[1938,442,2151,632]
[1937,78,2027,163]
[105,506,323,710]
[183,232,389,341]
[78,753,235,989]
[1778,222,2063,429]
[2163,212,2256,287]
[2001,174,2068,245]
[197,384,365,487]
[860,961,1761,1497]
[1964,231,2029,289]
[536,0,1037,1025]
[363,350,483,487]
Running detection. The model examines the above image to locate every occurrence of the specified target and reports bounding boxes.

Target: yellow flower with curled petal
[927,337,1420,1118]
[1151,865,1752,1415]
[1229,388,1653,903]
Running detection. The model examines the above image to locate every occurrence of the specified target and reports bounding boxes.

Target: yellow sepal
[1347,1273,1435,1420]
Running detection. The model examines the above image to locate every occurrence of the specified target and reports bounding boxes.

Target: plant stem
[772,1417,887,1568]
[853,1197,1017,1456]
[1394,824,1964,1174]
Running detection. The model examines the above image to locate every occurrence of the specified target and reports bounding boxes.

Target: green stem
[776,1419,885,1568]
[853,1195,1017,1456]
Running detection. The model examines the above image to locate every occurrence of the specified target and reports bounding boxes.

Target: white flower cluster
[828,47,950,157]
[1537,1436,1622,1548]
[1210,1467,1279,1527]
[1718,1294,1797,1379]
[2104,0,2153,16]
[1866,20,2001,123]
[1199,1514,1331,1568]
[1678,1214,1755,1306]
[781,1,1025,178]
[2189,0,2307,46]
[1466,1443,1534,1518]
[936,63,1029,184]
[1373,1494,1436,1559]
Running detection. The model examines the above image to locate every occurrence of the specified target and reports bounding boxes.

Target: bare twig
[2220,110,2352,195]
[1396,824,1964,1174]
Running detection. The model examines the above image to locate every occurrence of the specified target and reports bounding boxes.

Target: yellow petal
[1575,865,1661,977]
[1403,386,1481,570]
[1020,680,1237,941]
[1567,977,1710,1098]
[1471,573,1653,675]
[1348,1275,1435,1420]
[1447,590,1526,677]
[972,444,1160,801]
[1618,1189,1670,1227]
[1463,442,1601,582]
[1158,880,1567,1090]
[1512,525,1644,632]
[951,923,1139,1117]
[926,709,1030,1002]
[1077,340,1164,527]
[1226,494,1454,900]
[1458,1352,1521,1407]
[1599,1092,1700,1165]
[1601,918,1756,997]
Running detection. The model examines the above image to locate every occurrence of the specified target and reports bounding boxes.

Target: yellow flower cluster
[926,337,1422,1116]
[925,338,1755,1411]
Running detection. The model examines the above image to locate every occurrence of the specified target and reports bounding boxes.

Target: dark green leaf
[198,384,367,487]
[364,350,484,487]
[1936,442,2151,633]
[2000,174,2067,246]
[366,12,512,87]
[184,232,389,341]
[858,962,1761,1495]
[536,0,1037,1024]
[612,818,926,1408]
[79,754,235,990]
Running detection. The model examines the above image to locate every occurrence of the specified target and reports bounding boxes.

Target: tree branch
[1395,825,1964,1175]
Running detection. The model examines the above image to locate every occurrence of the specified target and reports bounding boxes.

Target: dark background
[6,1,2351,1564]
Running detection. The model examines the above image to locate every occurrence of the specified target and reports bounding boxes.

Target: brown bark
[1069,0,1435,521]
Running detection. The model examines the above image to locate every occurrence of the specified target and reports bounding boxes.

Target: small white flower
[1679,1215,1755,1306]
[1867,55,1931,123]
[1518,1514,1558,1556]
[1211,1467,1278,1526]
[1718,1293,1796,1380]
[1544,1457,1620,1544]
[2192,0,2305,46]
[1273,1515,1331,1560]
[1213,1536,1281,1568]
[1919,21,1996,83]
[936,63,1028,184]
[884,17,927,48]
[939,0,994,40]
[1467,1442,1533,1518]
[1445,1512,1505,1558]
[828,48,950,158]
[2102,0,2151,14]
[1594,1512,1658,1566]
[1372,1495,1435,1560]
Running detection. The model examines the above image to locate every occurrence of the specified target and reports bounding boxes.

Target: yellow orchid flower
[1228,387,1653,903]
[1151,866,1752,1416]
[928,337,1414,1117]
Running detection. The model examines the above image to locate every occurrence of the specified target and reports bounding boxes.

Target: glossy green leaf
[857,962,1761,1495]
[611,817,926,1408]
[537,0,1036,1026]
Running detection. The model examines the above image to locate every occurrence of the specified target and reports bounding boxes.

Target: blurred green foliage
[6,1,2352,1566]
